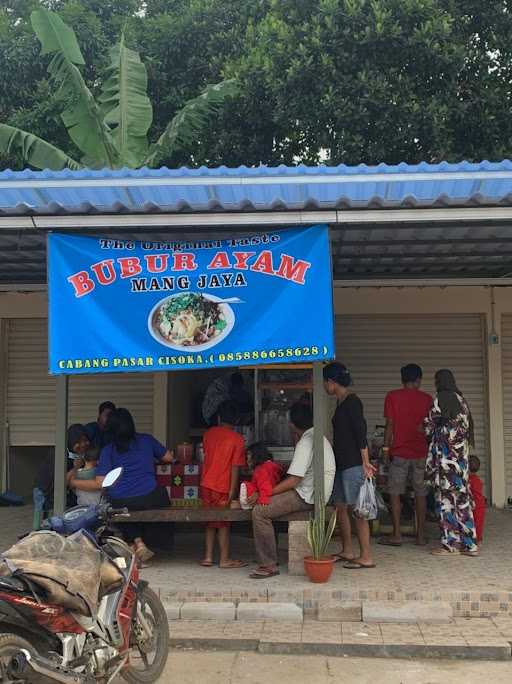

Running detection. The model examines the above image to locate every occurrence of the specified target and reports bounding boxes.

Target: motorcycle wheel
[0,633,36,683]
[122,587,169,684]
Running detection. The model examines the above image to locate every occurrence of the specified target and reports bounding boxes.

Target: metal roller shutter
[501,315,512,499]
[335,314,489,493]
[7,319,56,445]
[68,374,154,434]
[6,318,154,445]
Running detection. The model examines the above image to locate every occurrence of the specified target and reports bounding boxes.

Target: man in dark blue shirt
[85,401,115,450]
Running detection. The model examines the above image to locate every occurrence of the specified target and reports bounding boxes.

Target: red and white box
[156,464,201,501]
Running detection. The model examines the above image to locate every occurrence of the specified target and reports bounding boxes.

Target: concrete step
[362,600,453,624]
[168,619,512,660]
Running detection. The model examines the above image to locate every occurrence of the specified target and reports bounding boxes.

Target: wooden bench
[112,506,323,575]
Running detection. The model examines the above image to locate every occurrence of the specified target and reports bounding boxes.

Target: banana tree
[0,8,237,170]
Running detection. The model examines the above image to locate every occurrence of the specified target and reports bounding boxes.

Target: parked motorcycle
[0,468,169,683]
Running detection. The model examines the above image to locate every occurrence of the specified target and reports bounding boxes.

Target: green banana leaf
[99,34,153,168]
[31,8,118,169]
[0,124,81,171]
[144,79,238,168]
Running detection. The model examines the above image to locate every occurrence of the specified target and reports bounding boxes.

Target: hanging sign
[48,225,334,374]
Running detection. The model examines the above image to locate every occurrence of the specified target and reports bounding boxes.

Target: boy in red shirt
[200,400,247,568]
[238,443,284,509]
[469,455,486,544]
[380,364,433,547]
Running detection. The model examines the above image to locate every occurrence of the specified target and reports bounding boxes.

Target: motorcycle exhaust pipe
[7,650,94,684]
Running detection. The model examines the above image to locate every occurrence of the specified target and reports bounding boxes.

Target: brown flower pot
[303,556,335,583]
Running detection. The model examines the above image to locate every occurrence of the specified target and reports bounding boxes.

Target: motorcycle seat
[0,575,27,592]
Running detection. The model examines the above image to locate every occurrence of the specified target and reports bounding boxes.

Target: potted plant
[304,502,337,583]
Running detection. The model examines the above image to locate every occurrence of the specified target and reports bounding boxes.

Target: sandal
[461,548,480,557]
[378,538,402,547]
[333,553,355,563]
[249,566,280,579]
[219,559,248,569]
[431,547,460,556]
[343,561,376,569]
[199,560,215,567]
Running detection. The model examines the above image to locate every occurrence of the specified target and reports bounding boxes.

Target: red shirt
[384,387,433,460]
[469,473,486,510]
[251,461,284,504]
[201,426,246,494]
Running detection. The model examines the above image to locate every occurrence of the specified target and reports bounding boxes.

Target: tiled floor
[1,506,511,608]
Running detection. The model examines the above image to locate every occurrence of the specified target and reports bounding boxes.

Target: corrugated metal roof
[3,161,512,284]
[1,160,512,215]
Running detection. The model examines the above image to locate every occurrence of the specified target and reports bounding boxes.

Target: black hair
[247,442,272,466]
[84,447,100,463]
[401,364,423,384]
[217,399,240,426]
[322,362,352,388]
[109,408,136,453]
[67,424,88,452]
[469,455,480,473]
[289,402,313,431]
[99,401,116,415]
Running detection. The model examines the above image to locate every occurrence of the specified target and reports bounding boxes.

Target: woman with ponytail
[323,362,376,569]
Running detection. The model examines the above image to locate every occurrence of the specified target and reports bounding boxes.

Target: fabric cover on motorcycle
[0,530,123,617]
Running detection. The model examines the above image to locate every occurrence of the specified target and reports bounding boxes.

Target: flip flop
[199,560,215,567]
[431,547,460,556]
[460,549,480,557]
[378,538,402,547]
[343,561,376,569]
[219,559,248,569]
[249,568,280,579]
[333,553,355,563]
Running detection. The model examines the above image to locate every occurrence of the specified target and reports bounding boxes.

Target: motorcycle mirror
[101,467,123,489]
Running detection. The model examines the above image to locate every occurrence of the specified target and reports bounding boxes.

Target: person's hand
[73,457,84,469]
[363,461,377,478]
[382,447,390,464]
[247,492,259,506]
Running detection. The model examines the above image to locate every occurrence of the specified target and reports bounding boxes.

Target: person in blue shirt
[85,401,116,450]
[70,408,174,564]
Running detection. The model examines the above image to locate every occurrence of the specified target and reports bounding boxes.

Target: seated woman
[70,408,174,564]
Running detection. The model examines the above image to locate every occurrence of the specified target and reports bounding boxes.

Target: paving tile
[302,623,342,644]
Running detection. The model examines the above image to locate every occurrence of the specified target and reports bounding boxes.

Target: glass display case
[253,364,312,461]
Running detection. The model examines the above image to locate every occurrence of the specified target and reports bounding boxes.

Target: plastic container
[176,442,193,464]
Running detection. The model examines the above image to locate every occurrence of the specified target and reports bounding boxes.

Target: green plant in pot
[304,502,337,583]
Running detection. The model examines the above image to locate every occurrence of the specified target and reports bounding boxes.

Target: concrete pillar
[313,361,326,514]
[54,375,69,515]
[485,311,506,507]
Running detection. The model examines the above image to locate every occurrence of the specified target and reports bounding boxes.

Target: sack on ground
[354,478,378,520]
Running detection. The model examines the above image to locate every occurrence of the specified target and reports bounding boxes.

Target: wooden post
[312,361,325,516]
[54,375,69,515]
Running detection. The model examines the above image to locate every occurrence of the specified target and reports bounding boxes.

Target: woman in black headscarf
[424,369,478,556]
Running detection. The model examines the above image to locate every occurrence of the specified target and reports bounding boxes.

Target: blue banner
[48,226,334,375]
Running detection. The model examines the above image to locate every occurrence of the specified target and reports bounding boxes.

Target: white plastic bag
[353,478,378,520]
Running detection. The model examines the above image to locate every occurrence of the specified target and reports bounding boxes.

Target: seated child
[239,442,284,509]
[73,447,102,507]
[468,455,486,544]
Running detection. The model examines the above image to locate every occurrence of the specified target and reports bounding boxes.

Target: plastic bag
[353,478,378,520]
